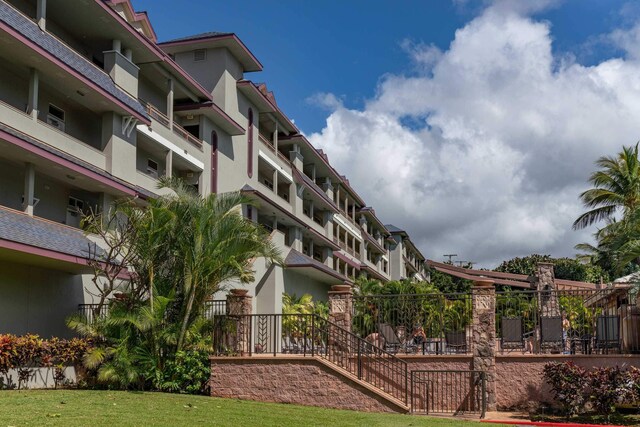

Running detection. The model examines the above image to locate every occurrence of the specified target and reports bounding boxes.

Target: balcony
[144,102,203,150]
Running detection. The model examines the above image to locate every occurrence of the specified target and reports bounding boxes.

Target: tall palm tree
[69,178,282,388]
[573,143,640,230]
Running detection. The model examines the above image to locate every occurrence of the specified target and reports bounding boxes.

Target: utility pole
[443,254,458,264]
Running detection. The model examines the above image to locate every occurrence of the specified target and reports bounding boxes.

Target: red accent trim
[174,102,244,134]
[0,21,150,125]
[211,130,218,194]
[97,0,212,101]
[241,187,340,251]
[0,128,137,196]
[0,237,91,266]
[333,251,360,269]
[158,34,263,71]
[107,0,158,42]
[481,420,626,427]
[237,80,298,132]
[247,108,254,178]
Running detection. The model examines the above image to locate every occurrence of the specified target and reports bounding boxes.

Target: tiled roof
[385,224,404,233]
[0,1,148,119]
[161,31,234,43]
[0,207,104,259]
[0,122,156,200]
[284,249,347,282]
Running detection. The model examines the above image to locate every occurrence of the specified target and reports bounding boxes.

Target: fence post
[472,279,496,412]
[227,289,253,356]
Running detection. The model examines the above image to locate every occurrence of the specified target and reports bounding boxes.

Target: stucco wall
[0,260,93,338]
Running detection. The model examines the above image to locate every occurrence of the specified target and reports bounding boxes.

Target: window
[211,131,218,194]
[147,158,159,178]
[193,49,206,62]
[247,108,254,178]
[67,196,84,215]
[47,104,65,131]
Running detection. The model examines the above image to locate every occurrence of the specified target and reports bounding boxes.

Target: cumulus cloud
[307,2,640,267]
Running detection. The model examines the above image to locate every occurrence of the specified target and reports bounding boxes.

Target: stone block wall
[210,357,405,413]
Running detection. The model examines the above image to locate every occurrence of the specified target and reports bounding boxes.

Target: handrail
[212,313,409,405]
[144,102,203,149]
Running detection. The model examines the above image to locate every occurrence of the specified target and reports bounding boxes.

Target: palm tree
[68,178,282,389]
[573,143,640,230]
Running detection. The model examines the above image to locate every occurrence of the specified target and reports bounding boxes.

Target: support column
[273,123,279,152]
[165,150,173,178]
[167,78,174,130]
[36,0,46,30]
[227,289,253,356]
[472,279,496,411]
[23,163,35,216]
[28,69,39,120]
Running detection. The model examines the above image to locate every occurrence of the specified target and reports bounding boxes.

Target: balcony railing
[144,102,203,149]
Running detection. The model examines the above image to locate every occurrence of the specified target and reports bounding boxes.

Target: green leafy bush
[153,350,210,395]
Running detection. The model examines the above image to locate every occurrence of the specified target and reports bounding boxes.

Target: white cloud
[308,2,640,267]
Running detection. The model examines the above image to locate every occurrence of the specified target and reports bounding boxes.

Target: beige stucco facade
[0,0,429,337]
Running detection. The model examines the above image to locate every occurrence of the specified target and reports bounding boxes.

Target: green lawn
[0,390,502,427]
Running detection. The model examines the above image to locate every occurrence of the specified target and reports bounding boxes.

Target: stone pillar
[472,279,496,411]
[532,262,559,317]
[28,68,39,120]
[328,285,353,333]
[227,290,253,355]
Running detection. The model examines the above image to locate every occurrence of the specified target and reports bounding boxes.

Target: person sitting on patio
[411,324,427,347]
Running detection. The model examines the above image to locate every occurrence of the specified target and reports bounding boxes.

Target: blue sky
[134,0,640,266]
[135,0,635,134]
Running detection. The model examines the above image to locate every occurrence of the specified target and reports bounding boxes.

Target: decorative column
[472,279,496,411]
[226,289,252,355]
[532,262,559,317]
[328,284,353,333]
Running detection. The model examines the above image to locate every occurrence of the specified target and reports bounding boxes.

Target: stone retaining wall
[210,357,405,412]
[211,354,640,413]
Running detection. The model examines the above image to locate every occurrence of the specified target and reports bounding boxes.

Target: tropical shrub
[543,362,589,416]
[152,350,210,395]
[0,334,91,389]
[544,362,640,417]
[68,179,281,393]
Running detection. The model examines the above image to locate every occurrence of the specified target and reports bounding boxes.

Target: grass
[0,390,503,427]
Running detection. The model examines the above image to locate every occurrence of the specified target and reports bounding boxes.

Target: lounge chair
[594,315,620,353]
[282,335,299,354]
[540,316,563,351]
[445,330,467,354]
[501,317,524,352]
[377,323,403,354]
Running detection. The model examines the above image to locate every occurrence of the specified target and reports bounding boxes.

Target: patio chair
[444,330,467,354]
[377,323,403,354]
[282,335,299,354]
[540,316,563,351]
[501,317,524,352]
[594,315,620,353]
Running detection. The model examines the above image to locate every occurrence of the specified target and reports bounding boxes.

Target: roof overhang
[175,102,245,136]
[159,34,263,72]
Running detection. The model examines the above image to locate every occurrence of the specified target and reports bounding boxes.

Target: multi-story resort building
[0,0,428,337]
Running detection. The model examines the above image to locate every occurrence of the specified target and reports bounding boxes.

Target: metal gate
[410,370,486,418]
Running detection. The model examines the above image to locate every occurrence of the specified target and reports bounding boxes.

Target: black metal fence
[204,300,227,319]
[212,313,409,404]
[496,288,640,354]
[352,293,473,355]
[411,370,486,417]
